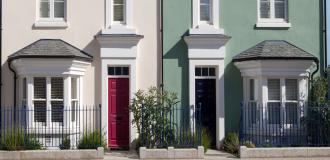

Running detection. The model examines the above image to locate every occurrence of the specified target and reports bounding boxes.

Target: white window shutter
[268,79,280,101]
[260,0,270,18]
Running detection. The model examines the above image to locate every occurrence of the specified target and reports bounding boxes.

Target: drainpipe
[8,61,17,121]
[0,0,2,121]
[160,0,164,90]
[310,59,320,102]
[322,0,327,76]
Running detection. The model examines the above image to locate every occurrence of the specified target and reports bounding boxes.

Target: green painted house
[163,0,322,149]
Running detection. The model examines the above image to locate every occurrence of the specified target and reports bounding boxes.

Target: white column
[64,76,71,127]
[46,77,51,127]
[27,77,34,127]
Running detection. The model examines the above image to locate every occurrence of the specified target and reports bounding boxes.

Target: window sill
[34,21,69,29]
[189,25,224,35]
[256,22,291,28]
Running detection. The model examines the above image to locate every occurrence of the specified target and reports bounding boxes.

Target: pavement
[103,149,330,160]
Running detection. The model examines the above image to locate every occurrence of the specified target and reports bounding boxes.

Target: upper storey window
[257,0,290,28]
[200,0,212,24]
[113,0,125,24]
[36,0,67,28]
[39,0,65,20]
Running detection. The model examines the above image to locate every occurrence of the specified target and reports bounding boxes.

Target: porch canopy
[233,40,318,107]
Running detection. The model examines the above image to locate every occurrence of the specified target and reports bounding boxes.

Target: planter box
[139,146,204,160]
[0,147,104,160]
[240,146,330,158]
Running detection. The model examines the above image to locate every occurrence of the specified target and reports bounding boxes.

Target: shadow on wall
[224,62,242,134]
[163,32,189,107]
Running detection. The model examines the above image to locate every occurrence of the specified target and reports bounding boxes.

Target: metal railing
[0,105,102,149]
[140,104,202,149]
[240,101,330,147]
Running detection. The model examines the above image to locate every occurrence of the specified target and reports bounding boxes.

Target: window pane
[113,0,124,22]
[195,68,201,76]
[250,79,255,101]
[202,68,208,76]
[285,79,297,100]
[115,67,122,75]
[108,67,115,75]
[209,68,215,76]
[71,78,77,99]
[268,79,280,100]
[267,102,281,124]
[34,78,46,99]
[51,78,63,99]
[40,0,50,18]
[200,0,211,21]
[285,102,298,124]
[34,101,46,123]
[54,0,65,18]
[275,0,285,18]
[51,101,63,123]
[260,0,270,18]
[122,67,129,75]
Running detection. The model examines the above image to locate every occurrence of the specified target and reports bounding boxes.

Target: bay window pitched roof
[8,39,93,62]
[232,40,318,62]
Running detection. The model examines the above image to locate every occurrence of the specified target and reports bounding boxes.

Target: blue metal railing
[0,105,102,149]
[240,101,330,147]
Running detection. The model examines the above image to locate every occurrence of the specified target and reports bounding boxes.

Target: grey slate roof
[232,40,318,62]
[8,39,93,62]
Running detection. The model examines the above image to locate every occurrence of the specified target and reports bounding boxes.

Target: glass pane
[202,68,208,76]
[71,78,77,99]
[115,67,122,75]
[285,79,297,100]
[275,0,285,18]
[260,0,270,18]
[51,101,63,123]
[195,68,201,76]
[113,5,124,22]
[122,67,129,75]
[249,79,255,101]
[285,102,298,124]
[268,79,280,100]
[108,67,115,75]
[51,78,63,99]
[200,4,210,21]
[209,68,215,76]
[34,78,46,99]
[34,101,46,123]
[114,0,124,4]
[54,1,65,18]
[40,1,50,18]
[267,102,281,124]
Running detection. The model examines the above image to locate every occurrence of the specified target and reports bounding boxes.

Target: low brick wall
[240,146,330,158]
[139,146,204,159]
[0,147,104,160]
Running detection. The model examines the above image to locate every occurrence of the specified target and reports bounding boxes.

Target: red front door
[108,78,129,149]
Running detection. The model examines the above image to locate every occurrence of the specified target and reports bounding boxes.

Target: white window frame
[20,76,81,129]
[192,0,220,31]
[35,0,68,28]
[256,0,291,28]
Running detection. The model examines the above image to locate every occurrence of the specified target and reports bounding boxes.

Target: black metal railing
[0,105,102,150]
[140,104,202,149]
[240,101,330,147]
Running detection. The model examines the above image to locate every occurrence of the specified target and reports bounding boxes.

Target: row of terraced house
[0,0,328,151]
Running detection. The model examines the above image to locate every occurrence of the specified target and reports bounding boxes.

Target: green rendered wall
[163,0,321,133]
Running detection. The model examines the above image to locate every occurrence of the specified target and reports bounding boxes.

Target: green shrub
[1,129,42,151]
[59,137,71,150]
[242,141,255,148]
[201,129,212,153]
[78,131,106,149]
[223,133,239,155]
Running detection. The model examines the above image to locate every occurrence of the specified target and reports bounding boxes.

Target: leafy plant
[59,137,71,150]
[130,87,179,149]
[242,141,255,148]
[78,131,106,149]
[201,128,212,153]
[223,133,239,156]
[311,77,328,103]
